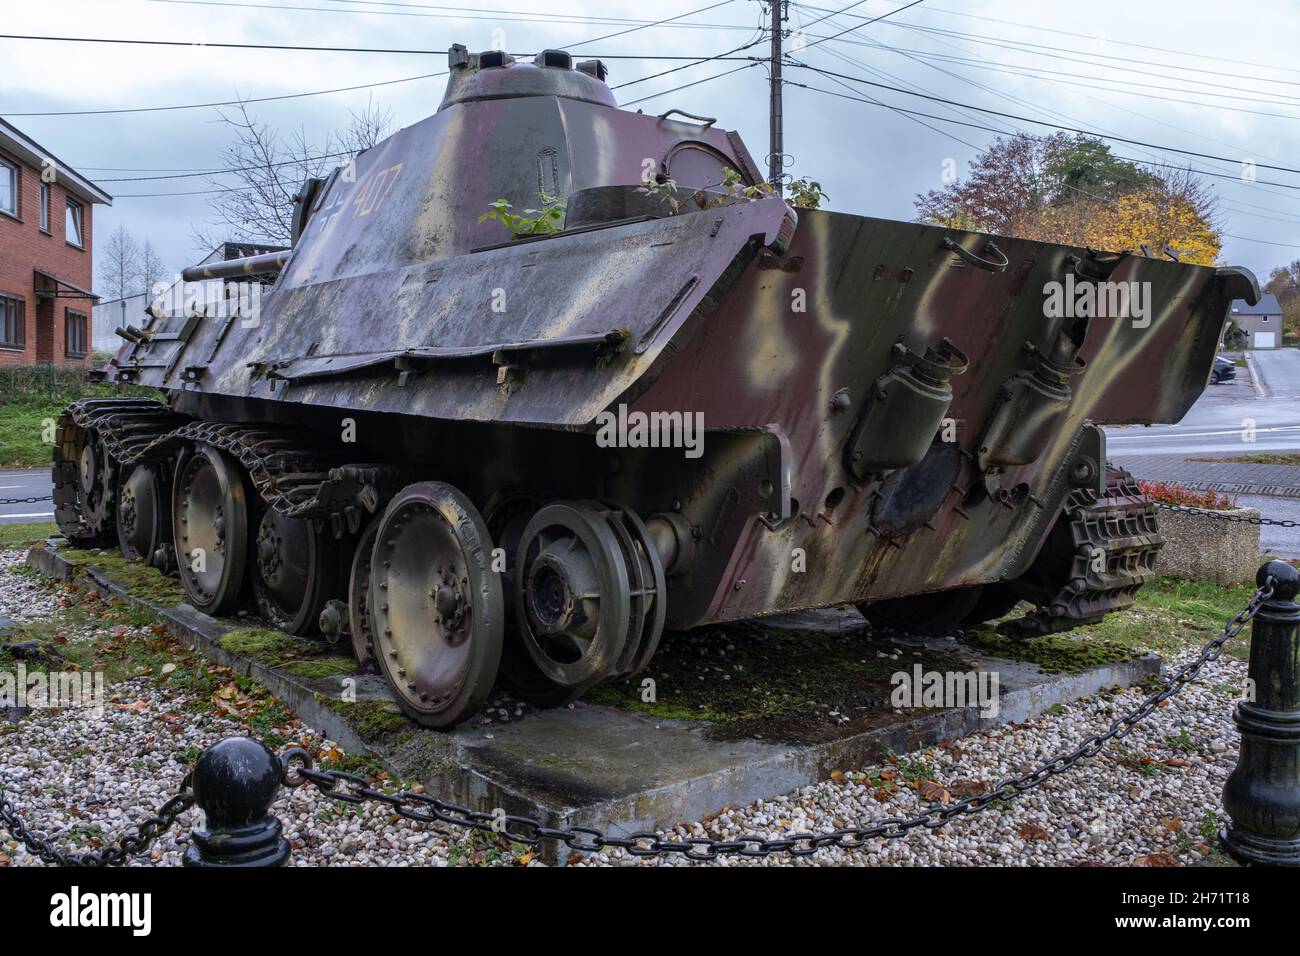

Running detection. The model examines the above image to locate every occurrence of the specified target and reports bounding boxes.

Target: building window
[39,181,50,232]
[66,197,84,247]
[1261,316,1270,323]
[0,157,17,217]
[65,308,87,358]
[1,293,25,350]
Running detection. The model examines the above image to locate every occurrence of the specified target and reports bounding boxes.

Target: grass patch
[0,401,59,469]
[1189,453,1300,466]
[0,381,158,469]
[993,576,1257,664]
[0,522,56,550]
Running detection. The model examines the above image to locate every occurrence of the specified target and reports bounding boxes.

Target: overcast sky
[4,0,1298,288]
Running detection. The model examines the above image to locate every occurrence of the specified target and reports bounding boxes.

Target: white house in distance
[1228,293,1283,350]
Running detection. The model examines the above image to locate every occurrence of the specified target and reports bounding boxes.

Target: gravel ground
[0,549,1246,867]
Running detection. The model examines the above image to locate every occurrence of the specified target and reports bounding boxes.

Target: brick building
[0,118,112,367]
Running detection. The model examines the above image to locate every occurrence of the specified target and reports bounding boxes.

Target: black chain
[1153,500,1299,528]
[0,582,1275,864]
[0,495,53,506]
[0,776,194,866]
[280,581,1275,861]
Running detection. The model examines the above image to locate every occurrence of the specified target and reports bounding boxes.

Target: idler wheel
[485,492,583,707]
[513,501,635,694]
[117,463,172,565]
[54,421,117,546]
[250,508,339,636]
[370,482,503,728]
[172,446,251,615]
[346,515,382,673]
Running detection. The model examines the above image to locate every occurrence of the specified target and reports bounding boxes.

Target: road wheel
[172,446,251,615]
[370,482,503,728]
[250,508,340,636]
[117,462,173,566]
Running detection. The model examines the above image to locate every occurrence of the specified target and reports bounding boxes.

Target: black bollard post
[184,736,291,867]
[1221,560,1300,866]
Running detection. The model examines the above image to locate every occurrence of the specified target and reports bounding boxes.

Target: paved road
[0,467,53,525]
[1105,349,1300,458]
[1237,494,1300,560]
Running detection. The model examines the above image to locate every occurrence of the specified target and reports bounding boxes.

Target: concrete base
[28,541,1162,865]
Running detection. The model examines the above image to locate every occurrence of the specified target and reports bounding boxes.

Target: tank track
[53,399,190,542]
[1003,465,1164,636]
[57,398,404,535]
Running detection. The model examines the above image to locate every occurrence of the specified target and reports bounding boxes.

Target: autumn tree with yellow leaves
[915,133,1222,265]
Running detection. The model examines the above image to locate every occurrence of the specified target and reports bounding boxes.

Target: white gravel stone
[0,548,1246,867]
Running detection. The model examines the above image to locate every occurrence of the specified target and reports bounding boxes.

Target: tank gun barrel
[182,251,289,282]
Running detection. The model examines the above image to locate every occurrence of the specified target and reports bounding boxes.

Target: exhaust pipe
[182,250,289,282]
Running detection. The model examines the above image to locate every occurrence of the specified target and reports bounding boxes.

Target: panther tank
[55,44,1260,726]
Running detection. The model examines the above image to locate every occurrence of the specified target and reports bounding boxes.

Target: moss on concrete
[219,627,326,668]
[317,696,410,742]
[587,620,971,741]
[60,548,186,605]
[281,656,357,679]
[968,628,1139,674]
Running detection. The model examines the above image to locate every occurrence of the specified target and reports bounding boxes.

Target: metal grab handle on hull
[941,236,1009,274]
[656,109,717,128]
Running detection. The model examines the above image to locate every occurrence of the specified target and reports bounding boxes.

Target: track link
[1004,465,1164,635]
[56,398,405,536]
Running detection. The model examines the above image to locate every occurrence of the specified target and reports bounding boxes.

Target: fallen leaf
[160,663,177,677]
[566,852,584,866]
[517,852,534,865]
[948,779,990,799]
[917,780,950,804]
[1162,758,1188,768]
[1018,823,1051,842]
[122,700,148,712]
[1132,851,1180,867]
[873,788,892,803]
[829,770,846,784]
[1160,817,1183,832]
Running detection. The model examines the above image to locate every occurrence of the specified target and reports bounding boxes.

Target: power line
[611,38,766,91]
[786,63,1300,176]
[792,2,1300,89]
[143,0,745,31]
[782,78,1300,192]
[1,71,447,117]
[621,62,761,107]
[0,32,756,60]
[97,150,355,182]
[801,0,928,50]
[786,78,1300,249]
[558,0,741,49]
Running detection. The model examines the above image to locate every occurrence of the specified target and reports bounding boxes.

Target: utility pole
[767,0,786,196]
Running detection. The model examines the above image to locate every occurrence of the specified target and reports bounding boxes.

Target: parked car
[1210,355,1237,384]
